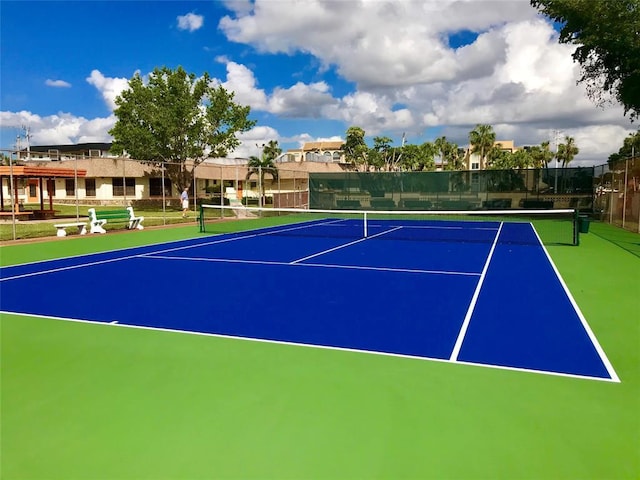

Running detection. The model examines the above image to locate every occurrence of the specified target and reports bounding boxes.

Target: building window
[65,179,75,196]
[471,162,480,170]
[112,177,135,196]
[149,177,172,196]
[85,178,96,197]
[333,151,341,161]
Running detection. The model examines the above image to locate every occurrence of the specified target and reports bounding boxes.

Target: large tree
[109,66,256,192]
[342,126,369,171]
[531,0,640,121]
[608,129,640,166]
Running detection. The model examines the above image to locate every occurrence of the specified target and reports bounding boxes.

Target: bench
[88,207,144,234]
[53,222,87,237]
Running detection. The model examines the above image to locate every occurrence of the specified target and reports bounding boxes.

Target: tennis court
[1,211,638,479]
[0,208,617,382]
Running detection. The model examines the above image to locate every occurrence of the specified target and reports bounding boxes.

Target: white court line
[290,226,403,264]
[143,254,481,277]
[449,222,504,361]
[529,224,620,383]
[367,223,499,231]
[0,253,148,282]
[138,218,348,257]
[0,310,617,383]
[0,219,348,282]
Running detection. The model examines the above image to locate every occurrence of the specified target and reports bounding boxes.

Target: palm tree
[529,141,554,169]
[262,139,282,162]
[246,150,279,207]
[469,124,496,170]
[434,136,464,170]
[556,135,579,167]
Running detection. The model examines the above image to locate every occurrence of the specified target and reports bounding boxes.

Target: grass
[0,203,198,241]
[1,220,638,479]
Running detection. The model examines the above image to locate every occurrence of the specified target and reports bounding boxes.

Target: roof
[23,143,113,154]
[301,141,345,151]
[0,166,87,177]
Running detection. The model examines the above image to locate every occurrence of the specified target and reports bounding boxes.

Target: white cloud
[233,125,281,158]
[177,12,204,32]
[218,0,538,87]
[45,79,71,88]
[216,60,269,110]
[0,110,114,145]
[85,70,130,111]
[3,0,636,166]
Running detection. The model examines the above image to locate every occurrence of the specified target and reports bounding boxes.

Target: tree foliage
[531,0,640,121]
[340,124,569,173]
[528,141,554,168]
[110,66,256,191]
[400,143,436,171]
[434,136,464,171]
[469,124,496,170]
[342,126,369,171]
[556,135,579,167]
[608,129,640,166]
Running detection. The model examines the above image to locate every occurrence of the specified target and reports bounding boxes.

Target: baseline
[0,310,616,383]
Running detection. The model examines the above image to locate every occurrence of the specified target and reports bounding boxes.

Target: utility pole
[553,129,561,193]
[21,125,31,160]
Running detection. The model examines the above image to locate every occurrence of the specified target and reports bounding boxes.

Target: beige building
[1,155,347,208]
[280,141,346,163]
[464,140,519,170]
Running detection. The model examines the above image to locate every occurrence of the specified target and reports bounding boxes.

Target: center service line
[449,221,504,362]
[289,226,403,264]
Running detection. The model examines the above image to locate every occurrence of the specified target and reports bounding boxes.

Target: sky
[0,0,636,166]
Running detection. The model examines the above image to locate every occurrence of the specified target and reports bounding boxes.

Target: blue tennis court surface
[0,217,618,382]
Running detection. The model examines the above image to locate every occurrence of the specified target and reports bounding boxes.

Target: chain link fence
[593,157,640,233]
[0,150,311,240]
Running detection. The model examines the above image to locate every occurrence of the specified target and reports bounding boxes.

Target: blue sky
[0,0,635,164]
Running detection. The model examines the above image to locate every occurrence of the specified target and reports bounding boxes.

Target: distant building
[280,141,346,163]
[4,143,347,207]
[18,142,116,161]
[464,140,519,170]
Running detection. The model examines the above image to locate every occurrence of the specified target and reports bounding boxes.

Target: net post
[573,208,579,246]
[199,204,204,233]
[363,211,368,238]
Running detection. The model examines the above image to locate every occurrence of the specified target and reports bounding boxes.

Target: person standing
[180,187,189,218]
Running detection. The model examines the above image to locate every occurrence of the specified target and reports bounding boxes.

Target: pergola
[0,165,87,218]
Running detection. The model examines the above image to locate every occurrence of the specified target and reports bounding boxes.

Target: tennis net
[199,204,580,246]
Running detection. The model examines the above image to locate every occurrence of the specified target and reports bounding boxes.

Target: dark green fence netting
[309,168,595,211]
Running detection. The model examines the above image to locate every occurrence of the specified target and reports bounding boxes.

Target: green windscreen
[309,168,594,212]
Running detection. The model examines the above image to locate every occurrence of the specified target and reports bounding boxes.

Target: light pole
[553,129,561,194]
